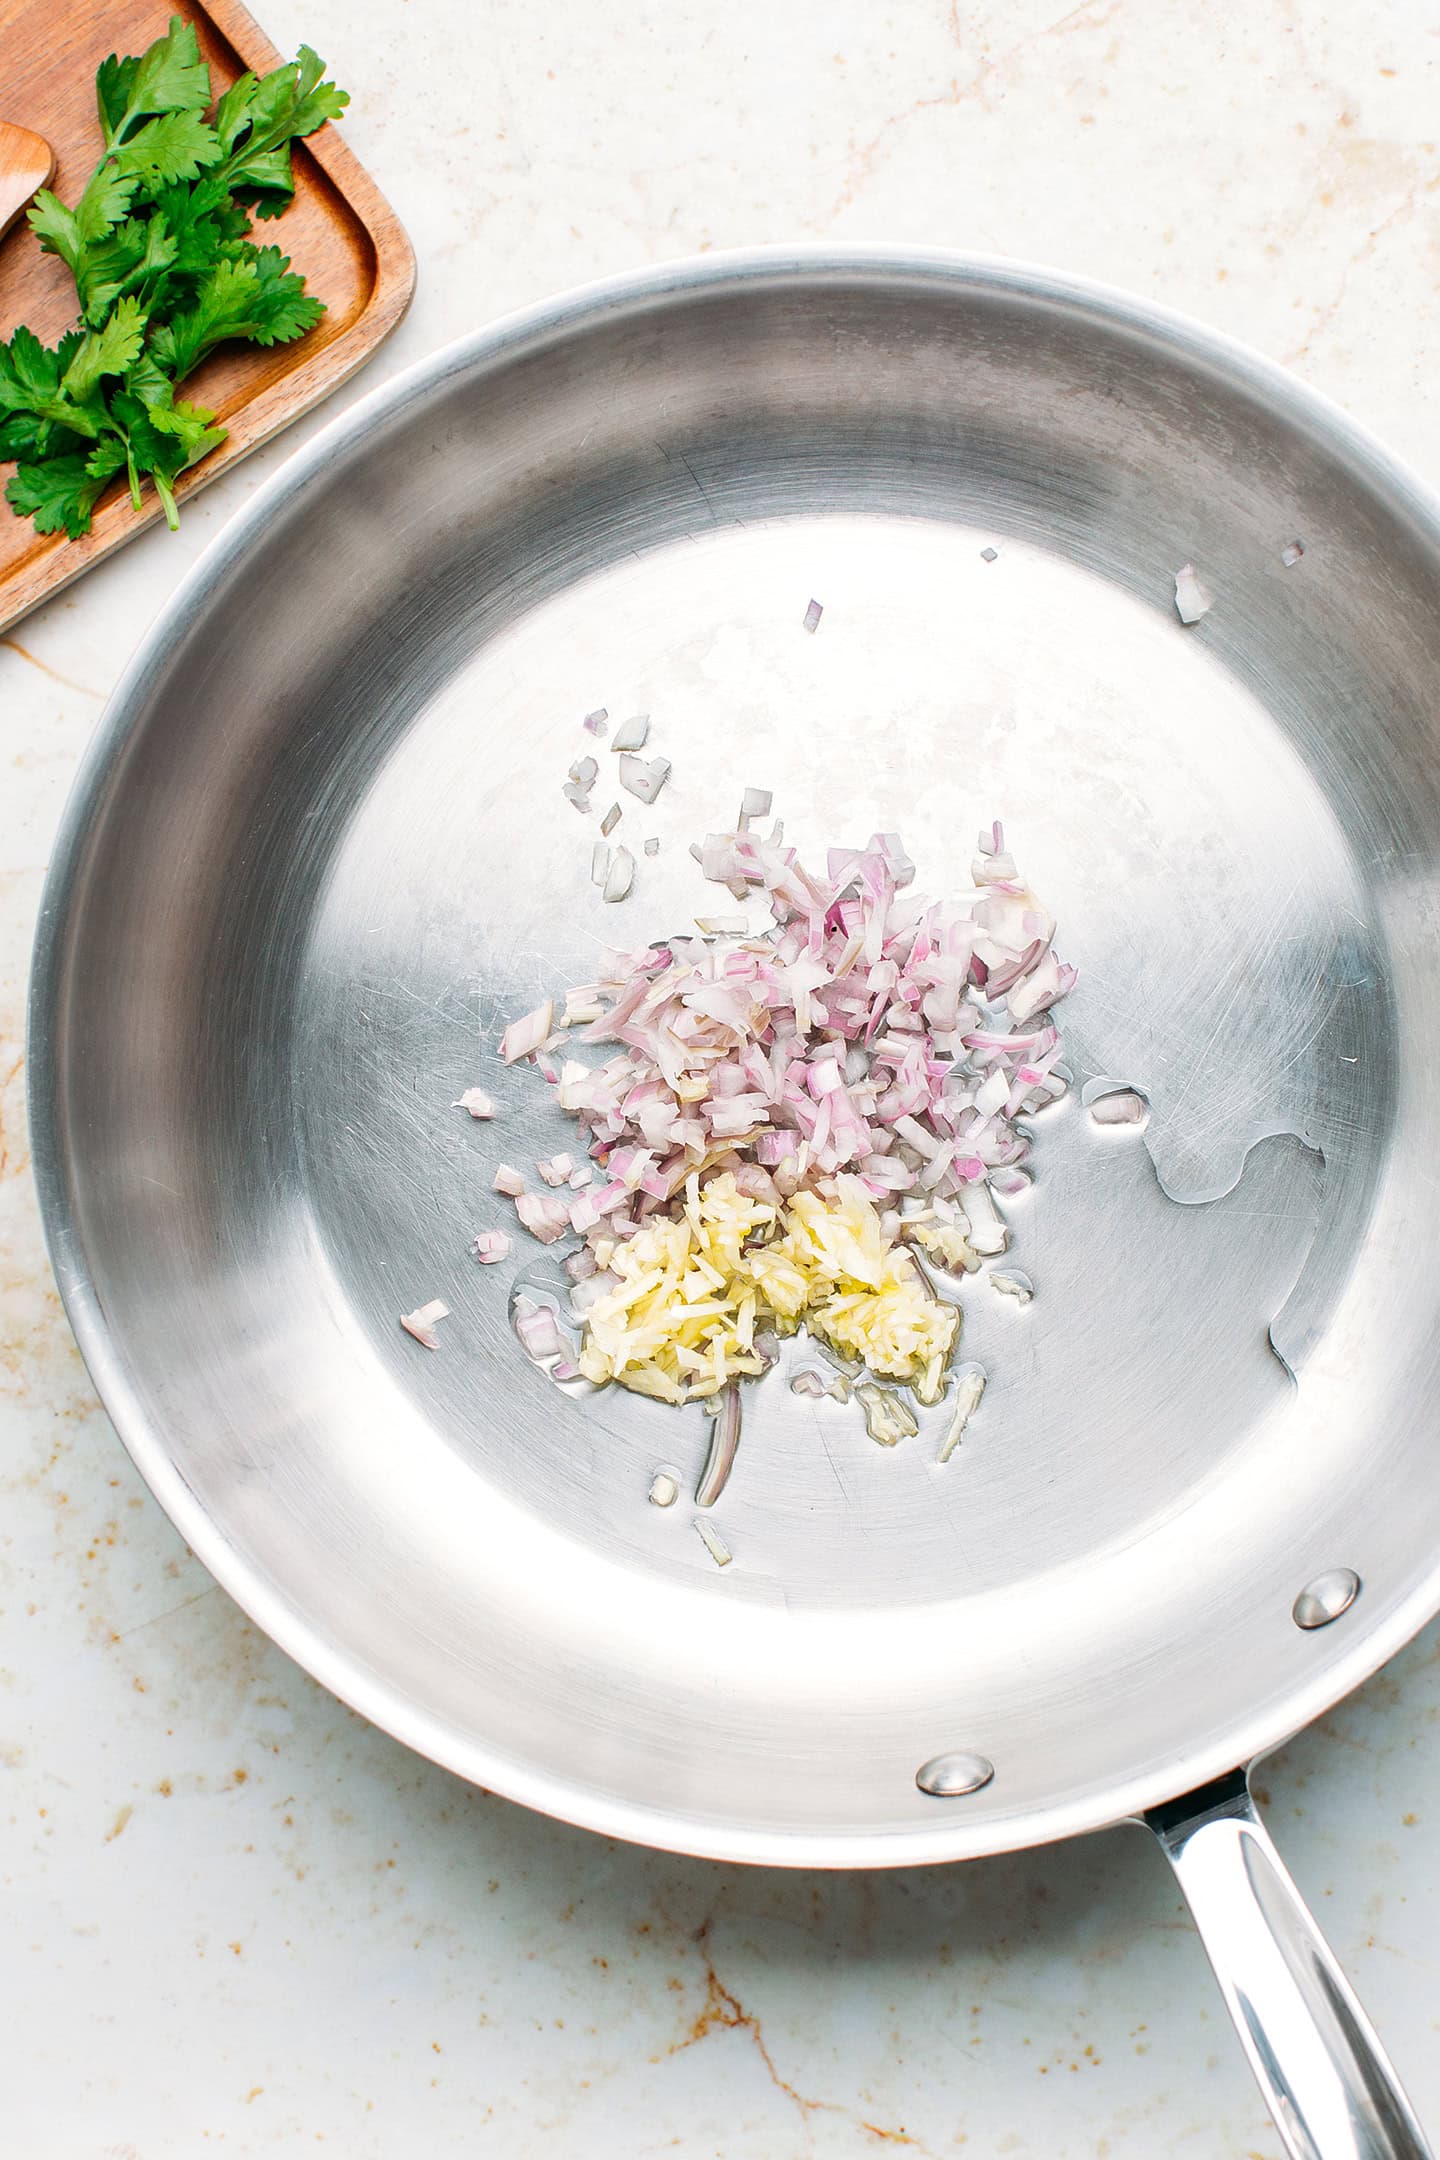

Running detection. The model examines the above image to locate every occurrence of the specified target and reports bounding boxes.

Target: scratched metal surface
[27,252,1440,1866]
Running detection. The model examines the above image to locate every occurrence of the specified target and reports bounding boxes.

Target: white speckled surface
[3,3,1439,2152]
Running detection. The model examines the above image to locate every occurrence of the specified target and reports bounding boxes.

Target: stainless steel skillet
[28,250,1440,2156]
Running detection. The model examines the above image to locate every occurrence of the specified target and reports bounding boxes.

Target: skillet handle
[1148,1770,1432,2160]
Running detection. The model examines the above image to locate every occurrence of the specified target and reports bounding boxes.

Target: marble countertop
[3,2,1439,2152]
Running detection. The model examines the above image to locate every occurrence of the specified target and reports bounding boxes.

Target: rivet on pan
[916,1751,995,1798]
[1292,1568,1361,1630]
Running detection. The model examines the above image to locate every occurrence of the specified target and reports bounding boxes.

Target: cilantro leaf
[100,16,211,147]
[28,162,139,276]
[147,175,235,287]
[213,45,347,190]
[229,144,298,220]
[84,437,130,487]
[154,397,226,464]
[0,411,48,461]
[149,248,323,377]
[6,451,118,538]
[285,47,350,140]
[62,295,147,402]
[239,244,326,342]
[76,212,181,326]
[113,110,221,195]
[0,327,100,442]
[1,325,61,407]
[24,190,83,276]
[96,54,141,145]
[212,71,259,154]
[120,353,226,462]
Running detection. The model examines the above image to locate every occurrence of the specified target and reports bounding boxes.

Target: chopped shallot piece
[493,1163,526,1197]
[472,1231,512,1264]
[619,754,671,805]
[537,1153,575,1185]
[583,708,609,735]
[790,1369,829,1397]
[400,1298,449,1349]
[516,1192,571,1243]
[962,1184,1008,1256]
[512,1296,564,1361]
[938,1366,986,1462]
[740,787,772,822]
[802,598,823,634]
[1281,539,1305,568]
[563,986,603,1025]
[611,714,650,752]
[1174,562,1212,625]
[694,1517,732,1567]
[695,914,748,935]
[500,1000,554,1064]
[1089,1087,1148,1126]
[604,847,635,903]
[644,836,660,856]
[561,782,591,813]
[591,842,611,886]
[569,755,598,789]
[452,1088,497,1118]
[600,802,622,837]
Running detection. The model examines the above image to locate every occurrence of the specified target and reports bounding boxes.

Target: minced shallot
[1174,563,1212,625]
[533,815,1071,1243]
[400,1298,450,1349]
[452,1088,497,1118]
[490,807,1071,1427]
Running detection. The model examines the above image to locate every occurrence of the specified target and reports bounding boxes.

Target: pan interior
[39,261,1440,1860]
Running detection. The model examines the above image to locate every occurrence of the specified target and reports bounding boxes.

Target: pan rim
[27,242,1440,1867]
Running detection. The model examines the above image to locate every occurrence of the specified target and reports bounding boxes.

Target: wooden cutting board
[0,0,414,633]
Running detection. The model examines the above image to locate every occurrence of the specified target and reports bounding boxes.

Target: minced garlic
[578,1171,958,1407]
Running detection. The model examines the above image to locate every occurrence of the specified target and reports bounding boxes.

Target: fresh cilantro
[149,247,323,378]
[96,18,211,150]
[211,45,347,217]
[2,25,347,538]
[6,449,123,539]
[111,109,221,193]
[61,295,148,403]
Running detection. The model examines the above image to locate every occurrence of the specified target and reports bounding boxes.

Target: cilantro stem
[152,467,180,530]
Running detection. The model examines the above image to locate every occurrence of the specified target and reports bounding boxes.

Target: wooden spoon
[0,120,53,242]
